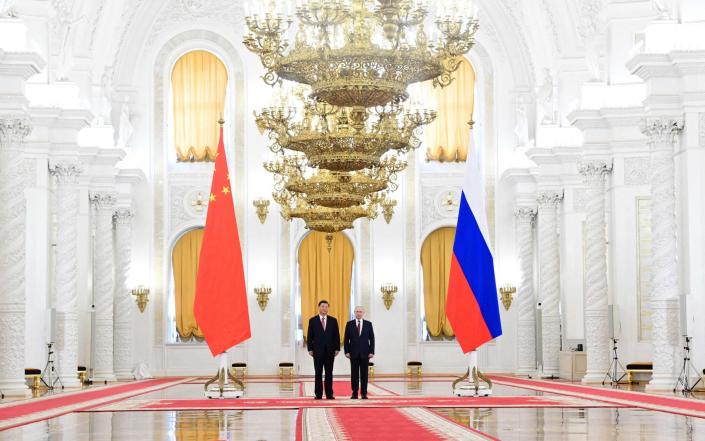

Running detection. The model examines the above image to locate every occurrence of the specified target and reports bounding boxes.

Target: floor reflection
[434,406,705,441]
[0,410,298,441]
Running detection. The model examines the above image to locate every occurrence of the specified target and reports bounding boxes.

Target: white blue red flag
[445,146,502,353]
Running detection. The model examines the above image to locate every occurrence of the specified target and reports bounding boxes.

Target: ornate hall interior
[0,0,705,439]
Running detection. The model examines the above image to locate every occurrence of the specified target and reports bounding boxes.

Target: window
[420,227,457,341]
[171,50,228,162]
[423,57,475,162]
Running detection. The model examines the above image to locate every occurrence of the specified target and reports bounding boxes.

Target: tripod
[674,336,702,394]
[41,342,64,390]
[603,338,626,386]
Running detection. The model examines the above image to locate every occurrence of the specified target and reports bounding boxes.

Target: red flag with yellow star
[194,125,251,356]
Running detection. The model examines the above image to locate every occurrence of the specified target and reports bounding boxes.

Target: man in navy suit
[307,300,340,399]
[344,306,375,399]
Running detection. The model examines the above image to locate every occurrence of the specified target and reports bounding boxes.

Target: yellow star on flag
[222,186,230,195]
[210,193,216,202]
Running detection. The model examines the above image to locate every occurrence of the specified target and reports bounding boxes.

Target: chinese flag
[194,125,251,356]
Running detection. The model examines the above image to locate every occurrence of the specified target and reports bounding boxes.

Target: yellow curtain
[171,50,228,162]
[172,228,205,340]
[421,227,456,338]
[298,232,354,344]
[424,58,475,162]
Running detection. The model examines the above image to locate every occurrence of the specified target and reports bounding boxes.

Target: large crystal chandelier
[244,0,479,237]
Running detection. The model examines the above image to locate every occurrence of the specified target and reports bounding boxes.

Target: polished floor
[2,378,705,440]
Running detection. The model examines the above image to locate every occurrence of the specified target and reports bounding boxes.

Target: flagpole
[452,350,493,397]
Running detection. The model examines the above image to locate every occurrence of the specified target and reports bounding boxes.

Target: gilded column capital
[514,206,537,223]
[50,163,82,184]
[640,118,684,147]
[0,116,31,148]
[536,191,563,208]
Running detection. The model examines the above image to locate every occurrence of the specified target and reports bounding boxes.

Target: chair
[625,362,653,384]
[231,362,247,378]
[279,362,294,378]
[77,366,88,384]
[407,361,422,377]
[24,368,42,390]
[368,361,375,377]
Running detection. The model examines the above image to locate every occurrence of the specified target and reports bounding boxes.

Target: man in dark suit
[307,300,340,399]
[344,306,375,399]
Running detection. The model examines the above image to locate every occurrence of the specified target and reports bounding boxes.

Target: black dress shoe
[326,396,335,400]
[361,395,368,399]
[351,395,358,399]
[314,396,322,400]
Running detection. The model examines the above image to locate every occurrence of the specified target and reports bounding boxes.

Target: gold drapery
[421,227,456,338]
[424,58,475,162]
[298,232,354,344]
[171,50,228,162]
[172,228,205,340]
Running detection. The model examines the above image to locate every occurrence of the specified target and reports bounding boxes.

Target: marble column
[113,208,134,380]
[536,191,563,377]
[579,161,612,383]
[515,206,537,376]
[50,162,83,388]
[0,116,31,396]
[642,118,684,391]
[91,193,117,382]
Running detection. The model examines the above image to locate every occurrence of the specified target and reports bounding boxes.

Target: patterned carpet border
[491,375,705,419]
[83,394,623,412]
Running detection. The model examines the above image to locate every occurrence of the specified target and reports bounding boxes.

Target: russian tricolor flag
[445,147,502,353]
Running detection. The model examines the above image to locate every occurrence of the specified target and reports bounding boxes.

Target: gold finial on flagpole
[218,113,225,127]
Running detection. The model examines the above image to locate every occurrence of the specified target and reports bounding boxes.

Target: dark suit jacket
[307,315,340,357]
[343,319,375,359]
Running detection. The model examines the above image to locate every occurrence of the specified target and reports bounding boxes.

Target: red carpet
[492,375,705,418]
[0,377,193,431]
[86,394,620,412]
[332,407,446,440]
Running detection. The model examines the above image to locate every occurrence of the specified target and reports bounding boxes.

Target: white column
[113,208,134,380]
[579,161,612,383]
[50,162,83,388]
[536,191,563,377]
[514,206,537,376]
[91,192,117,382]
[642,118,684,391]
[0,117,31,397]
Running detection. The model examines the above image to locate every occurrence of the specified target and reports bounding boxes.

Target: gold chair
[24,368,42,390]
[231,362,247,379]
[407,361,422,377]
[279,362,294,378]
[368,361,375,378]
[77,366,88,384]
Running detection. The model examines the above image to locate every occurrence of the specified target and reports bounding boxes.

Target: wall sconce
[381,198,396,224]
[254,285,272,311]
[499,284,516,311]
[380,283,398,310]
[253,198,270,224]
[131,286,150,313]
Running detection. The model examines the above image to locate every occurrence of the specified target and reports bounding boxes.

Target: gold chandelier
[244,0,478,236]
[255,87,436,172]
[244,0,479,108]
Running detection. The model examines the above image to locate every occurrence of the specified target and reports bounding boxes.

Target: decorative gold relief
[254,285,272,311]
[131,286,150,313]
[499,284,516,311]
[253,198,270,224]
[380,283,398,310]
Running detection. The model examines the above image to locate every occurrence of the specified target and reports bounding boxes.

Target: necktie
[321,316,326,331]
[357,320,361,336]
